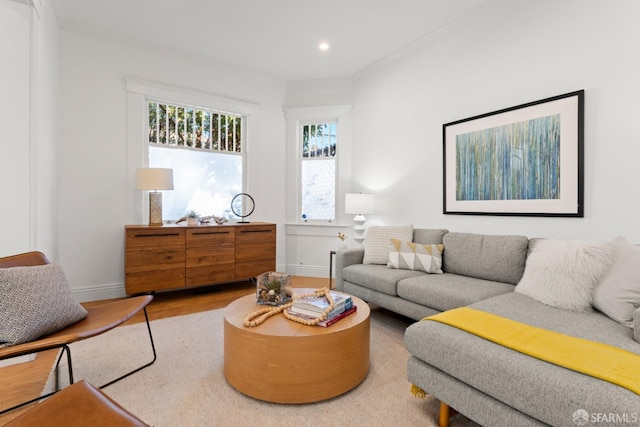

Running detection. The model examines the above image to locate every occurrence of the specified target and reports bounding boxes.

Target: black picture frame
[443,90,584,217]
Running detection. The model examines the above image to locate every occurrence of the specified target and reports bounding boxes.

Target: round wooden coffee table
[223,289,370,403]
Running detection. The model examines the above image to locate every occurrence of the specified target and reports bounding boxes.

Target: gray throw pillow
[592,236,640,327]
[0,263,88,348]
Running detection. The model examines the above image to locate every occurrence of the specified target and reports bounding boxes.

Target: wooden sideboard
[125,222,276,295]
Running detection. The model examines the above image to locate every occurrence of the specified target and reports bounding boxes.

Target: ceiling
[51,0,487,82]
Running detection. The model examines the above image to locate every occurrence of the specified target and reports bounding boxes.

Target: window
[300,122,337,222]
[147,100,244,221]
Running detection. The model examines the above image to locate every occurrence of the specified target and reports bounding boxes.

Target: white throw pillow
[592,236,640,327]
[363,225,413,265]
[515,239,613,312]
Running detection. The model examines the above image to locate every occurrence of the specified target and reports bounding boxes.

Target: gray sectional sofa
[334,228,640,427]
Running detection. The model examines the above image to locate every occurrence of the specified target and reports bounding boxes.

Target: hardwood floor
[0,276,330,425]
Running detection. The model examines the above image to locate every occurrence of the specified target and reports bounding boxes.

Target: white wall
[0,1,32,256]
[57,31,287,301]
[350,0,640,241]
[283,0,640,279]
[34,0,60,258]
[0,0,59,258]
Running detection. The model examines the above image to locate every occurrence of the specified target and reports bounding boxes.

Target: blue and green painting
[456,114,560,201]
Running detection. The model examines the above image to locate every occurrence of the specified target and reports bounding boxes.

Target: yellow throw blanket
[421,307,640,395]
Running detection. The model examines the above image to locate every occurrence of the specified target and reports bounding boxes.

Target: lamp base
[148,192,163,226]
[352,214,367,245]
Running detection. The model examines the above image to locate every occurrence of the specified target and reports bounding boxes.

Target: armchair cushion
[0,263,88,348]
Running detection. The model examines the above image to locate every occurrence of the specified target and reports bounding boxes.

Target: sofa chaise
[335,226,640,426]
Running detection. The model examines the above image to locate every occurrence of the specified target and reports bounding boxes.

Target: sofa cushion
[342,263,424,296]
[593,236,640,327]
[412,228,448,245]
[387,239,444,274]
[442,232,528,284]
[363,225,413,265]
[0,263,88,348]
[515,238,613,313]
[397,273,514,312]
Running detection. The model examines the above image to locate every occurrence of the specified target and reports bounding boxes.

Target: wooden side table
[223,289,370,403]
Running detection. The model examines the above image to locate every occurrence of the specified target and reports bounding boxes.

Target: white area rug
[44,307,477,427]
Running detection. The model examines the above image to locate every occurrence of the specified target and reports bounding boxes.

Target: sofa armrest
[634,307,640,343]
[334,248,364,291]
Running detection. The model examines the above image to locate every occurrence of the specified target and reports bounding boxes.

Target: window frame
[298,119,338,223]
[126,79,259,224]
[284,105,352,226]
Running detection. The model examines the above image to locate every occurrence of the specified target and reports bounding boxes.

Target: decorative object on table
[244,287,335,327]
[196,214,228,225]
[186,210,199,225]
[136,168,174,226]
[338,232,348,249]
[231,192,255,223]
[443,90,584,217]
[256,271,292,306]
[287,291,354,327]
[345,193,375,245]
[289,290,351,317]
[291,305,358,328]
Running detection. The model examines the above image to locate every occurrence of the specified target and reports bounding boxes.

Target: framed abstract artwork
[443,90,584,217]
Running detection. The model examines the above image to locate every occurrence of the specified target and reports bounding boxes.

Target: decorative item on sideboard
[186,210,199,225]
[136,168,174,226]
[231,193,255,223]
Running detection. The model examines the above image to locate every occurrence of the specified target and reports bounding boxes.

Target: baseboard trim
[72,282,126,303]
[72,265,328,302]
[285,264,330,279]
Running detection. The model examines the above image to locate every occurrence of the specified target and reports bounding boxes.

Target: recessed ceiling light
[319,42,330,51]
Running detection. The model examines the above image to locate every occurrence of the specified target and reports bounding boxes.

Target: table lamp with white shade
[345,193,375,245]
[136,168,174,226]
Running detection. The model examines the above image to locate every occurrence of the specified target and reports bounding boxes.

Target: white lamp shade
[136,168,174,191]
[345,193,375,215]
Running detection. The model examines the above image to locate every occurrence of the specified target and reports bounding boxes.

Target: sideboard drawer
[186,228,235,247]
[235,225,276,244]
[125,228,185,249]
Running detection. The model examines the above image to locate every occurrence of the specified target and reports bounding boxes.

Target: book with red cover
[317,305,357,327]
[289,299,353,318]
[286,305,357,327]
[291,291,351,314]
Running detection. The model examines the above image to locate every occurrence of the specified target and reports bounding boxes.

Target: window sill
[285,223,350,237]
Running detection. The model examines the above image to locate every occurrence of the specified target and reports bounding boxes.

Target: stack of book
[288,291,357,327]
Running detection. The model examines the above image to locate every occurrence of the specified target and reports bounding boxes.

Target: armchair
[0,251,156,415]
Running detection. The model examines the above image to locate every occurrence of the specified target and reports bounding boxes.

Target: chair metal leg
[53,345,74,391]
[99,306,157,389]
[0,345,71,416]
[1,307,155,415]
